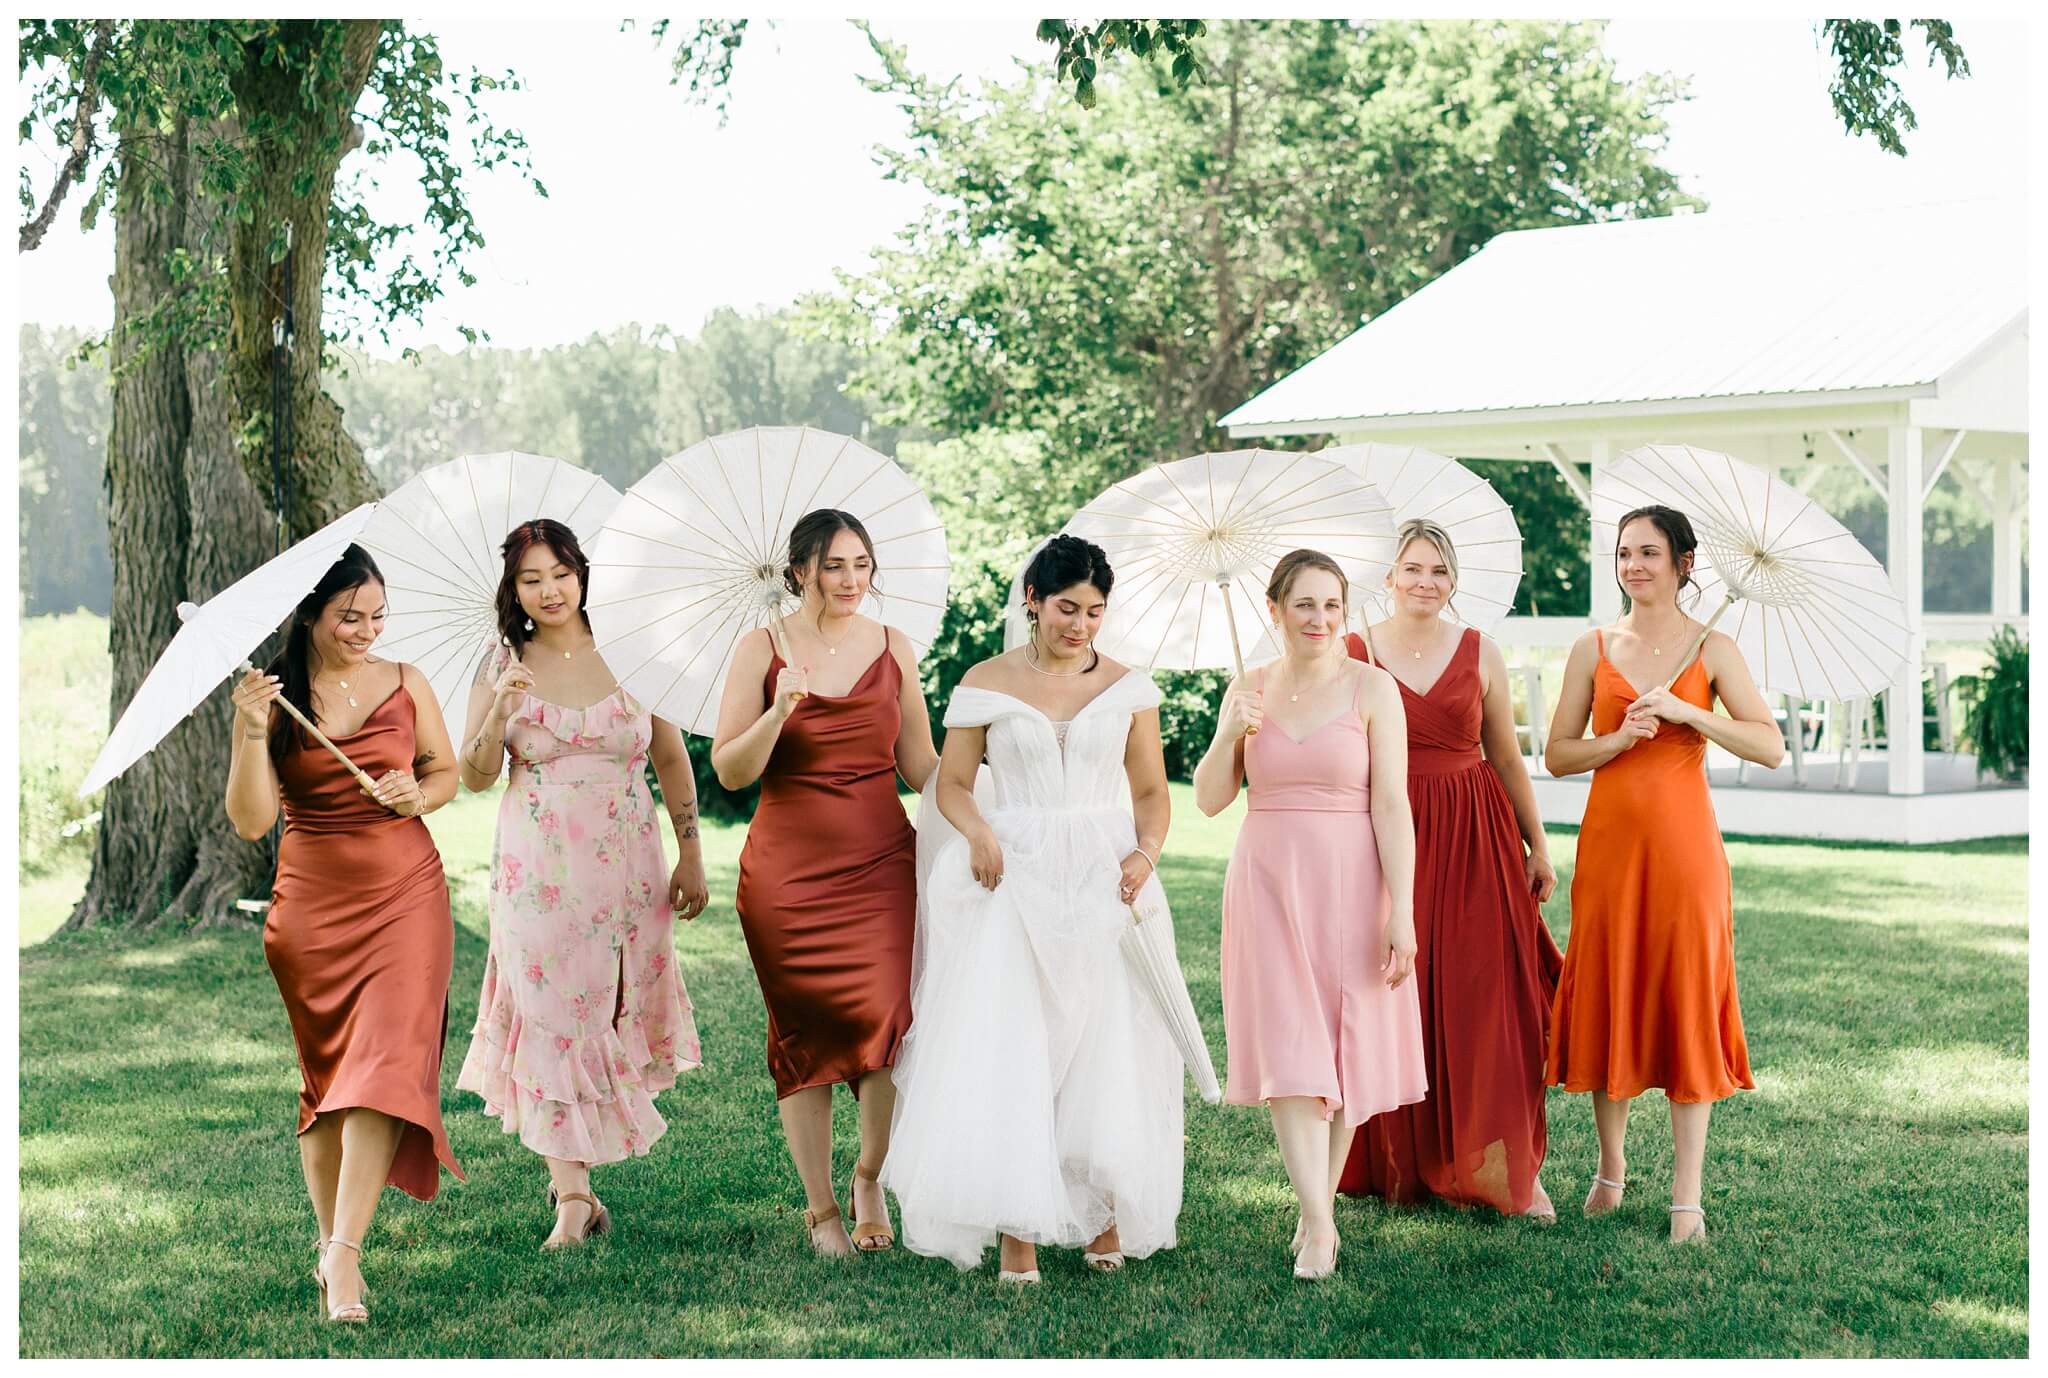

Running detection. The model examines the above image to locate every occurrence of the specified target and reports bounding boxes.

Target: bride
[882,534,1186,1283]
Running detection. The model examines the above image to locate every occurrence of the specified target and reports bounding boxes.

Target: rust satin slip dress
[734,647,918,1098]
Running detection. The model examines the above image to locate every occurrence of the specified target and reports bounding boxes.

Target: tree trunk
[70,21,387,930]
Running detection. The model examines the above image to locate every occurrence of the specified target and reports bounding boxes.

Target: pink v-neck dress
[1220,664,1428,1126]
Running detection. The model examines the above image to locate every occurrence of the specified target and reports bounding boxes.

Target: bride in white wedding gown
[883,536,1186,1281]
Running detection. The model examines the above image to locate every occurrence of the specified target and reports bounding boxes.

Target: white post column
[1589,439,1622,626]
[1886,424,1926,795]
[1992,456,2023,621]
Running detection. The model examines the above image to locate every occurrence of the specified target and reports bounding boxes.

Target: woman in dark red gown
[1338,518,1564,1222]
[711,509,939,1257]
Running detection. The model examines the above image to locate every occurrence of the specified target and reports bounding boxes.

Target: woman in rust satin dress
[1544,505,1784,1244]
[711,509,938,1258]
[225,545,464,1322]
[1337,520,1564,1223]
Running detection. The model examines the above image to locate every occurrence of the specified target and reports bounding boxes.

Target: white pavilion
[1220,200,2027,843]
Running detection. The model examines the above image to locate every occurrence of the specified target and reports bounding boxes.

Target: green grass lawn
[14,612,2030,1356]
[16,776,2028,1357]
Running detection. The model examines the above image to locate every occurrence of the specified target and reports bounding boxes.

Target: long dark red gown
[265,684,464,1201]
[1337,629,1563,1215]
[734,648,917,1098]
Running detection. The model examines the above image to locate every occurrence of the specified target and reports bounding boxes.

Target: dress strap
[1594,626,1606,657]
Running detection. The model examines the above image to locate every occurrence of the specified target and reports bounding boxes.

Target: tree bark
[70,21,387,930]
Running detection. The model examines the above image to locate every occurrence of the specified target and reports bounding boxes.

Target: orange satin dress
[1545,631,1755,1104]
[734,650,917,1098]
[264,683,464,1200]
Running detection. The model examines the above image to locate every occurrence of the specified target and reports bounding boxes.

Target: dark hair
[1615,504,1700,608]
[264,543,385,761]
[784,509,879,601]
[1023,534,1115,672]
[1266,548,1349,610]
[496,519,591,657]
[1024,534,1115,610]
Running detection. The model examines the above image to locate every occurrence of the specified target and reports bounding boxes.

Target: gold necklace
[1634,617,1695,658]
[1276,654,1340,703]
[1024,640,1088,677]
[1383,619,1448,661]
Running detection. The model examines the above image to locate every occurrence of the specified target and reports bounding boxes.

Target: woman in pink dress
[1193,549,1424,1281]
[456,520,707,1250]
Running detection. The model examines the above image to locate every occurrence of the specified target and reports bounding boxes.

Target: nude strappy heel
[1583,1174,1626,1218]
[847,1164,895,1252]
[317,1237,369,1323]
[542,1189,611,1250]
[1669,1203,1707,1244]
[803,1201,853,1257]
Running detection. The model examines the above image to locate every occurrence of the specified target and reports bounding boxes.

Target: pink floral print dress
[457,667,700,1164]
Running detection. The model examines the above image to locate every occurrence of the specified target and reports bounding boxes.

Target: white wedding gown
[883,670,1187,1269]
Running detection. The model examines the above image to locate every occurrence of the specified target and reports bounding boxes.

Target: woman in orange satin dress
[711,509,939,1258]
[1337,519,1565,1223]
[225,544,464,1323]
[1543,505,1785,1244]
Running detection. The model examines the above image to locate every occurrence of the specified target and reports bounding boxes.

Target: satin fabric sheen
[734,650,917,1098]
[264,683,464,1201]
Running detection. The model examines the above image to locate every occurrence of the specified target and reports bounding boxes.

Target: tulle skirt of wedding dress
[883,801,1186,1270]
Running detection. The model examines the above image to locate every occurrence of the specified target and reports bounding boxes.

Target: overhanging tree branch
[19,18,115,253]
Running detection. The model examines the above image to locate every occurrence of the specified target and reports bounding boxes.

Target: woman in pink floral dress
[456,521,708,1249]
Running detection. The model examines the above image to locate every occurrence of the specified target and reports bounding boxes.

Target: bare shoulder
[1095,651,1132,682]
[1352,657,1400,701]
[729,626,775,670]
[958,650,1020,691]
[883,622,919,663]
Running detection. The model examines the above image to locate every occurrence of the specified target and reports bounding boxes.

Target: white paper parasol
[1592,443,1910,698]
[1063,448,1397,674]
[360,452,621,722]
[81,503,380,796]
[585,426,950,735]
[1120,897,1223,1104]
[1314,442,1523,631]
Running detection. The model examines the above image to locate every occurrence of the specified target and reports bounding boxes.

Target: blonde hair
[1392,517,1459,618]
[1266,548,1349,609]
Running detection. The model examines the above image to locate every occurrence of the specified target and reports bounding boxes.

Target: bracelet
[242,727,267,741]
[1132,845,1159,874]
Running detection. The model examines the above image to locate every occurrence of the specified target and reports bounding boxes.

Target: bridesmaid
[1544,504,1784,1243]
[1193,548,1424,1281]
[225,544,464,1323]
[710,508,939,1257]
[454,519,707,1250]
[1338,518,1566,1222]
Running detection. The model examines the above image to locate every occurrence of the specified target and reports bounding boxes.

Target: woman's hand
[232,668,282,733]
[772,664,809,718]
[366,768,425,816]
[1116,848,1156,907]
[1606,715,1659,754]
[1380,907,1417,989]
[1524,848,1557,903]
[1218,684,1264,738]
[669,856,710,921]
[490,661,535,726]
[968,827,1005,892]
[1624,685,1696,727]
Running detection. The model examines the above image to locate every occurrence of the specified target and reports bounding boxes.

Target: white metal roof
[1220,199,2027,436]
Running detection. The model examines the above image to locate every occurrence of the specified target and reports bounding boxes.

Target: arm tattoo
[669,800,700,841]
[413,749,438,767]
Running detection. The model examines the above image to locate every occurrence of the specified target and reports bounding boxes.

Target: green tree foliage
[1037,20,1210,109]
[1820,19,1970,157]
[809,20,1693,753]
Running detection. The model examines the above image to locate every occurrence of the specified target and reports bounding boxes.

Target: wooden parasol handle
[765,612,807,703]
[1218,579,1258,736]
[239,658,378,792]
[1657,592,1738,692]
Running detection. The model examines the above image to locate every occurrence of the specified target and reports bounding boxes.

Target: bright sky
[12,15,2031,355]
